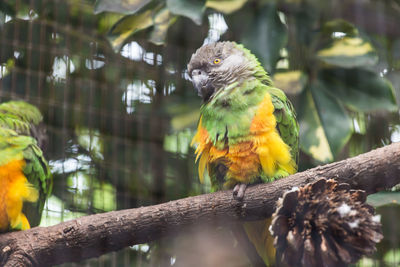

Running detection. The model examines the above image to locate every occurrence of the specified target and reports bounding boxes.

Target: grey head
[187,41,255,102]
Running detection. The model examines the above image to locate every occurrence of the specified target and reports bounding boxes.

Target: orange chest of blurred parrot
[0,101,51,232]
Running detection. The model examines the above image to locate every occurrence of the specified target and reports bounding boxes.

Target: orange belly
[0,159,38,231]
[214,141,261,184]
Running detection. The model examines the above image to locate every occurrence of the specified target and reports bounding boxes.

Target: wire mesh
[0,0,400,266]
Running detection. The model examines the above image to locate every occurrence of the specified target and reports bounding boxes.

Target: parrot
[0,101,52,232]
[188,42,299,266]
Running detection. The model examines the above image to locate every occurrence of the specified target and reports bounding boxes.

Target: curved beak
[191,69,210,98]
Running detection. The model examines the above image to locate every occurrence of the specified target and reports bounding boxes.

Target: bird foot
[233,183,247,200]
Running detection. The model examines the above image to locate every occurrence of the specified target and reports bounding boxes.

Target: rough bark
[1,143,399,266]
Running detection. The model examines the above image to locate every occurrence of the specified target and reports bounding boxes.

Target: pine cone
[270,178,383,267]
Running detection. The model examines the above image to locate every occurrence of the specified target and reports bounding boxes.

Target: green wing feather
[0,101,51,228]
[22,144,52,227]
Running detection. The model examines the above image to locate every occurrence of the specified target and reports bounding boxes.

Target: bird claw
[233,183,247,200]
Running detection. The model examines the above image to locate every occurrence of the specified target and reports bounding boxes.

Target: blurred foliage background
[0,0,399,266]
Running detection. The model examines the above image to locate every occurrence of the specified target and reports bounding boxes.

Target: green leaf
[241,4,287,72]
[0,1,16,17]
[167,0,205,25]
[93,182,116,211]
[171,110,200,131]
[98,13,125,34]
[317,37,378,68]
[321,19,358,37]
[272,70,307,95]
[317,19,378,68]
[367,192,400,207]
[299,89,333,162]
[310,80,353,157]
[94,0,151,15]
[149,8,177,45]
[383,249,400,266]
[206,0,247,14]
[320,68,398,112]
[164,129,195,154]
[107,10,154,51]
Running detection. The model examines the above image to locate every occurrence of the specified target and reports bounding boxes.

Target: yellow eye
[213,58,221,64]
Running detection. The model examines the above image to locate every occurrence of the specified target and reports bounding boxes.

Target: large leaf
[321,19,358,37]
[206,0,247,14]
[167,0,205,25]
[368,192,400,207]
[0,1,16,16]
[320,68,398,112]
[317,19,378,68]
[299,89,333,162]
[241,4,287,72]
[317,37,378,68]
[107,10,154,50]
[98,13,125,34]
[310,80,353,157]
[149,8,177,45]
[299,79,354,161]
[387,70,400,107]
[272,70,307,95]
[94,0,151,14]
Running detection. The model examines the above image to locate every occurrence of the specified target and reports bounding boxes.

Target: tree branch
[1,143,400,266]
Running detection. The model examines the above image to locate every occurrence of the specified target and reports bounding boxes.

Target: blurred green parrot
[188,42,299,266]
[0,101,51,232]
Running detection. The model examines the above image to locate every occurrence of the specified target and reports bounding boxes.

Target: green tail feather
[243,219,276,266]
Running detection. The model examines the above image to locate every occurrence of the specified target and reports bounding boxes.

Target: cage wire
[1,0,400,266]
